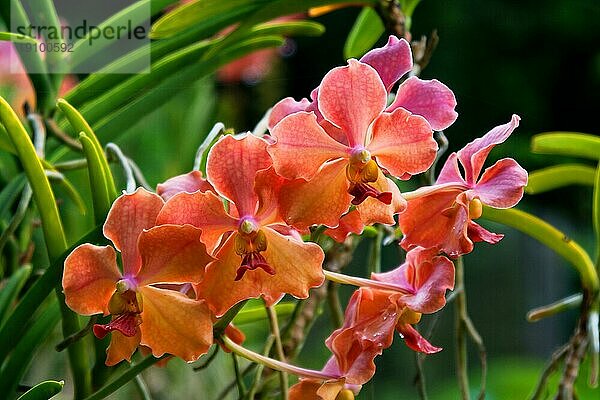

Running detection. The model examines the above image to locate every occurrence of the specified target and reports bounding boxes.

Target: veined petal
[103,188,164,276]
[372,247,455,314]
[105,331,141,366]
[388,77,458,131]
[360,35,412,92]
[156,170,214,201]
[136,225,213,286]
[268,111,349,180]
[63,244,121,316]
[156,190,237,254]
[268,96,310,129]
[356,174,405,226]
[139,286,213,362]
[368,108,437,178]
[399,188,473,257]
[324,209,364,243]
[197,228,324,317]
[278,159,351,230]
[474,158,528,208]
[457,114,520,184]
[206,134,272,216]
[436,153,467,185]
[254,167,286,226]
[318,60,387,147]
[396,324,441,354]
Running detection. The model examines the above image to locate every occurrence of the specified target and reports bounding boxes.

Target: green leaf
[56,98,117,201]
[0,174,26,219]
[79,133,113,224]
[482,206,599,292]
[0,97,66,260]
[0,31,37,44]
[150,0,271,39]
[70,0,179,70]
[251,20,326,37]
[92,36,285,139]
[593,162,600,267]
[0,265,32,326]
[525,164,596,194]
[344,7,385,59]
[0,225,104,372]
[399,0,422,17]
[48,171,87,216]
[531,132,600,160]
[17,381,64,400]
[0,297,61,400]
[0,114,17,154]
[233,302,296,325]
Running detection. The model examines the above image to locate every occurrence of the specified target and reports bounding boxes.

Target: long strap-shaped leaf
[526,164,596,194]
[532,132,600,160]
[482,206,599,292]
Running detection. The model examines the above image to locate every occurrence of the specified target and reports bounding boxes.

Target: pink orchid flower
[156,170,214,201]
[156,134,325,317]
[325,247,454,384]
[268,58,437,231]
[399,115,528,257]
[62,189,214,365]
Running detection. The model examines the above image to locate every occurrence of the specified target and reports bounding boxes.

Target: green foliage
[344,7,384,59]
[526,164,596,194]
[16,380,64,400]
[532,132,600,160]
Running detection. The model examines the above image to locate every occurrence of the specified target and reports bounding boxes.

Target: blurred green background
[2,0,599,399]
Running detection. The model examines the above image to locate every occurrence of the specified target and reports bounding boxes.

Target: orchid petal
[436,153,467,185]
[368,108,437,178]
[136,225,213,286]
[105,331,140,366]
[467,221,504,245]
[388,77,458,131]
[254,167,286,226]
[156,170,214,201]
[356,174,405,226]
[197,229,324,317]
[157,190,237,254]
[324,209,364,243]
[372,247,455,314]
[457,114,520,184]
[139,286,213,362]
[474,158,528,208]
[278,159,351,230]
[399,188,473,257]
[63,244,120,316]
[206,134,272,216]
[397,324,441,354]
[318,60,387,147]
[269,111,349,180]
[360,35,412,92]
[103,188,164,276]
[268,96,310,129]
[289,378,345,400]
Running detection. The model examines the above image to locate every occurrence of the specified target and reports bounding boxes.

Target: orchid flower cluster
[61,36,527,399]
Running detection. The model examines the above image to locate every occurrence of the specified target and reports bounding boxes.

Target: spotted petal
[103,188,164,276]
[139,286,213,361]
[63,244,121,316]
[318,60,387,147]
[197,228,324,317]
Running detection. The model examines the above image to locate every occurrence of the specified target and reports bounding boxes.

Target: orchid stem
[327,281,344,328]
[133,375,152,400]
[455,257,471,400]
[232,352,247,397]
[265,303,289,399]
[246,336,275,399]
[222,336,338,381]
[323,270,414,293]
[55,316,97,352]
[368,225,383,275]
[530,342,570,400]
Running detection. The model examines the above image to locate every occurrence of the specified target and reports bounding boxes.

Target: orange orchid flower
[399,115,528,257]
[62,189,214,365]
[268,59,437,231]
[156,134,325,317]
